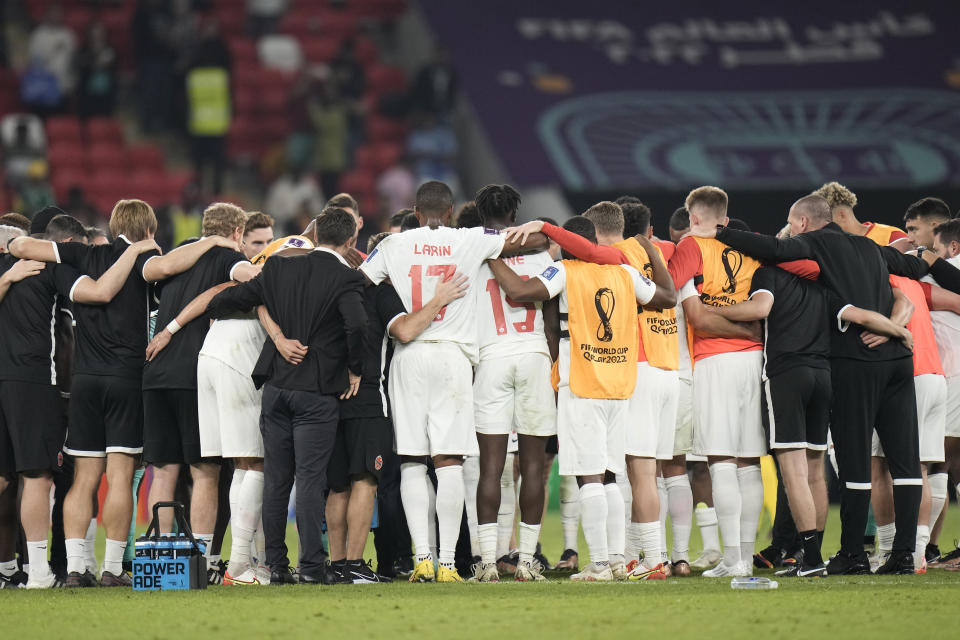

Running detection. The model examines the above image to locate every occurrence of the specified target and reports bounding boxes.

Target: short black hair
[30,205,67,235]
[535,216,558,226]
[400,212,420,232]
[727,218,751,232]
[390,208,413,228]
[85,226,108,241]
[669,207,689,231]
[315,208,357,246]
[621,201,651,237]
[415,180,454,215]
[475,184,521,226]
[455,201,482,228]
[327,192,359,215]
[904,197,951,223]
[561,216,596,260]
[614,195,642,206]
[45,214,87,242]
[934,219,960,247]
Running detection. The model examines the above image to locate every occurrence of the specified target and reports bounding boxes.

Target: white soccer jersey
[360,226,506,362]
[675,279,699,380]
[536,260,656,388]
[923,255,960,378]
[476,251,554,361]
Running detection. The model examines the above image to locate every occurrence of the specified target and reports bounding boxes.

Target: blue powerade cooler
[132,501,208,591]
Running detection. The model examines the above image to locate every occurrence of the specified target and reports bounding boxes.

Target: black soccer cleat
[207,559,227,585]
[924,543,941,565]
[826,549,871,575]
[534,543,553,572]
[100,570,133,587]
[753,545,790,569]
[874,550,915,575]
[269,566,298,585]
[0,570,28,589]
[344,559,392,584]
[65,570,99,588]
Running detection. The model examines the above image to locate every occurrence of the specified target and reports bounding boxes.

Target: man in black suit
[206,209,368,584]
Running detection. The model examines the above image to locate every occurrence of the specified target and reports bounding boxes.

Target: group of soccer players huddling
[1,177,960,589]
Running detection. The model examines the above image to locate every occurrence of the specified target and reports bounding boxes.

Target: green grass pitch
[4,506,959,639]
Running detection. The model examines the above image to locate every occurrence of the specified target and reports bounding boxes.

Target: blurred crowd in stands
[0,0,461,249]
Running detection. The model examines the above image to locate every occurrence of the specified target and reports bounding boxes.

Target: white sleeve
[678,278,698,303]
[228,260,252,281]
[359,243,390,285]
[481,228,507,260]
[621,264,656,305]
[836,304,854,333]
[750,289,774,302]
[535,262,565,299]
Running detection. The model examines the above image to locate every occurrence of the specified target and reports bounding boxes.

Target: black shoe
[874,550,915,575]
[207,559,227,585]
[269,566,298,585]
[555,548,579,571]
[826,549,871,575]
[925,543,942,564]
[796,562,828,578]
[753,545,787,569]
[343,559,392,584]
[65,570,99,588]
[933,544,960,566]
[392,556,414,577]
[534,543,552,571]
[100,570,133,587]
[0,570,28,589]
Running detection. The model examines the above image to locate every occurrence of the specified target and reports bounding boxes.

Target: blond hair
[109,199,158,242]
[583,201,624,236]
[685,186,728,219]
[812,181,857,209]
[201,202,248,238]
[367,231,391,253]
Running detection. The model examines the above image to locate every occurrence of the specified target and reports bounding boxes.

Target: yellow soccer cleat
[436,566,464,583]
[409,558,436,583]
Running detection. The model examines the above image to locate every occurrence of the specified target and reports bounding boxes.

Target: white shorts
[946,375,960,438]
[389,341,478,457]
[473,352,557,437]
[624,362,679,459]
[692,350,765,458]
[674,377,693,456]
[197,355,263,459]
[873,373,946,463]
[557,386,627,477]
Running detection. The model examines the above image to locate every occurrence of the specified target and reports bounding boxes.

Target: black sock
[800,530,822,566]
[816,530,824,548]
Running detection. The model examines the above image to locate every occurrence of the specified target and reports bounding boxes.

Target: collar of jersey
[313,245,350,267]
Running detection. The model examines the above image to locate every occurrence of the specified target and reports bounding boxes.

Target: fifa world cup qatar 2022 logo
[721,248,743,294]
[595,287,615,342]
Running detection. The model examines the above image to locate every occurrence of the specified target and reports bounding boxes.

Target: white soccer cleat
[255,565,271,585]
[468,562,500,583]
[690,549,722,569]
[609,559,627,580]
[571,562,615,582]
[514,560,547,582]
[26,572,63,589]
[702,561,751,577]
[224,568,260,585]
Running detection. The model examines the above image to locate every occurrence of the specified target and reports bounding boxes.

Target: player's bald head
[792,195,832,225]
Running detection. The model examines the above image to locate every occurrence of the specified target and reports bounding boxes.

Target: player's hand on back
[898,328,914,351]
[745,320,763,343]
[211,235,241,252]
[145,329,172,361]
[132,239,161,255]
[432,271,469,306]
[502,220,544,246]
[340,369,361,400]
[344,248,365,269]
[860,331,889,349]
[5,259,44,282]
[274,335,308,365]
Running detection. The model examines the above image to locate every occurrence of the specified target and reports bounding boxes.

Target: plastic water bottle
[731,577,778,589]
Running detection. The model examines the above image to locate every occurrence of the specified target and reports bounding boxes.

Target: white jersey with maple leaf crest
[360,226,505,363]
[476,251,554,361]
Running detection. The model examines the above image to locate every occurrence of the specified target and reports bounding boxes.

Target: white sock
[916,524,930,567]
[0,559,17,576]
[696,505,721,552]
[876,522,896,555]
[230,470,263,574]
[657,477,669,564]
[665,475,693,562]
[229,468,247,532]
[26,541,51,579]
[604,483,625,561]
[66,538,86,574]
[102,538,125,576]
[462,456,480,557]
[737,465,763,562]
[560,475,580,552]
[195,534,214,559]
[929,473,948,531]
[426,471,438,561]
[579,483,609,564]
[253,520,265,566]
[478,522,497,565]
[84,518,98,572]
[496,456,515,559]
[633,521,663,569]
[435,465,465,569]
[400,462,432,562]
[616,472,632,528]
[517,522,541,565]
[709,462,742,567]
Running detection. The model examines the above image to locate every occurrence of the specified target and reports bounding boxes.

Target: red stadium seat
[366,65,407,95]
[233,85,259,115]
[338,169,376,197]
[125,144,166,172]
[51,168,90,202]
[260,116,292,144]
[47,143,87,172]
[367,116,407,142]
[229,37,258,65]
[369,142,402,170]
[85,117,124,144]
[87,142,128,172]
[300,38,340,64]
[165,171,195,199]
[127,171,169,206]
[353,36,378,66]
[228,118,266,157]
[46,116,83,145]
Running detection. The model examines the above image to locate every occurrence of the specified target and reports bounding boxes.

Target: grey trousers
[260,384,339,574]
